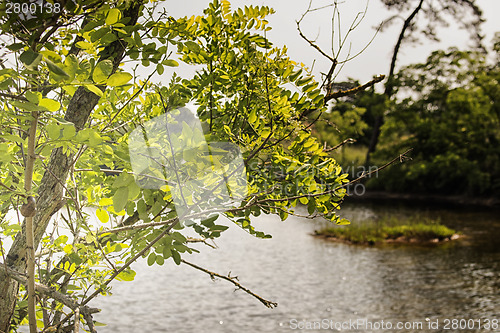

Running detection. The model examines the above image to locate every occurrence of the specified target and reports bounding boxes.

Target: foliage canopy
[0,0,351,331]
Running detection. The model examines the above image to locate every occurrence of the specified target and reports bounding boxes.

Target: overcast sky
[160,0,499,86]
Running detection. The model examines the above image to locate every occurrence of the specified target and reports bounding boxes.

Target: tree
[365,0,484,165]
[369,43,500,195]
[0,1,360,331]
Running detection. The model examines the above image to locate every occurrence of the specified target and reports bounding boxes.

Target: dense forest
[312,40,500,197]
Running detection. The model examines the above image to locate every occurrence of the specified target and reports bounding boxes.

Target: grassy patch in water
[315,215,458,244]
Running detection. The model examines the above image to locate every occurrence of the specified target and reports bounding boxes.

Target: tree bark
[365,0,424,166]
[0,2,144,330]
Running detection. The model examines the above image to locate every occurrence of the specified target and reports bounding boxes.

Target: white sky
[160,0,499,86]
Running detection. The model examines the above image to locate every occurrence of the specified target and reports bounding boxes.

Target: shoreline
[312,232,462,246]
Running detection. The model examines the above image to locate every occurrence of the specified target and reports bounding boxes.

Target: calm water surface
[93,201,500,332]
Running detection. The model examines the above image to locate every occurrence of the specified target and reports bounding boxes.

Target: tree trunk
[0,2,144,330]
[365,0,424,165]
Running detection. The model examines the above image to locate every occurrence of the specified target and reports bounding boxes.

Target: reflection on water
[93,201,499,332]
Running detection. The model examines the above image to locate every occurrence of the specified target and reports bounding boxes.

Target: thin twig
[339,148,413,188]
[324,138,356,152]
[0,92,29,101]
[186,237,217,249]
[297,21,336,63]
[181,259,277,308]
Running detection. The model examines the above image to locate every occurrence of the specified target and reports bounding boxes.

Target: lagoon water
[92,201,500,332]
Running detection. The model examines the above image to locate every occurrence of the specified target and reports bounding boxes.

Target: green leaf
[297,76,313,86]
[20,50,42,69]
[101,33,118,44]
[128,181,141,200]
[210,225,229,231]
[116,268,136,281]
[107,72,132,86]
[163,247,172,259]
[133,31,143,47]
[156,63,164,74]
[90,27,110,43]
[307,199,316,215]
[46,59,69,77]
[93,60,113,84]
[46,123,61,140]
[147,252,157,266]
[85,85,103,97]
[126,201,136,216]
[171,232,187,244]
[99,198,113,206]
[105,8,122,25]
[113,187,129,213]
[7,43,24,51]
[62,124,76,139]
[201,214,219,227]
[156,255,165,265]
[137,199,147,217]
[10,100,40,111]
[184,41,200,53]
[163,59,179,67]
[112,171,134,188]
[76,41,92,50]
[336,218,350,225]
[40,50,62,63]
[248,109,257,124]
[96,208,109,223]
[39,98,60,112]
[88,129,102,147]
[25,91,40,104]
[171,250,181,265]
[289,69,302,81]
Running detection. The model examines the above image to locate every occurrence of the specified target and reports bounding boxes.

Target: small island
[314,216,461,245]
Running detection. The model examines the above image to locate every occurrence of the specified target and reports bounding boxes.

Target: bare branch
[325,75,385,102]
[181,259,277,308]
[339,148,413,188]
[324,138,356,152]
[186,237,217,249]
[296,21,336,63]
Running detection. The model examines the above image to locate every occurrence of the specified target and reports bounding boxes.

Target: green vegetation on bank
[315,215,458,244]
[310,38,500,197]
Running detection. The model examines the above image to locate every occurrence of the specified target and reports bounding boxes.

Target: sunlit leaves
[0,2,351,321]
[93,60,113,84]
[107,72,133,86]
[85,84,103,97]
[39,98,60,112]
[105,8,122,26]
[62,124,76,139]
[163,59,179,67]
[46,123,61,140]
[116,268,136,281]
[96,208,110,223]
